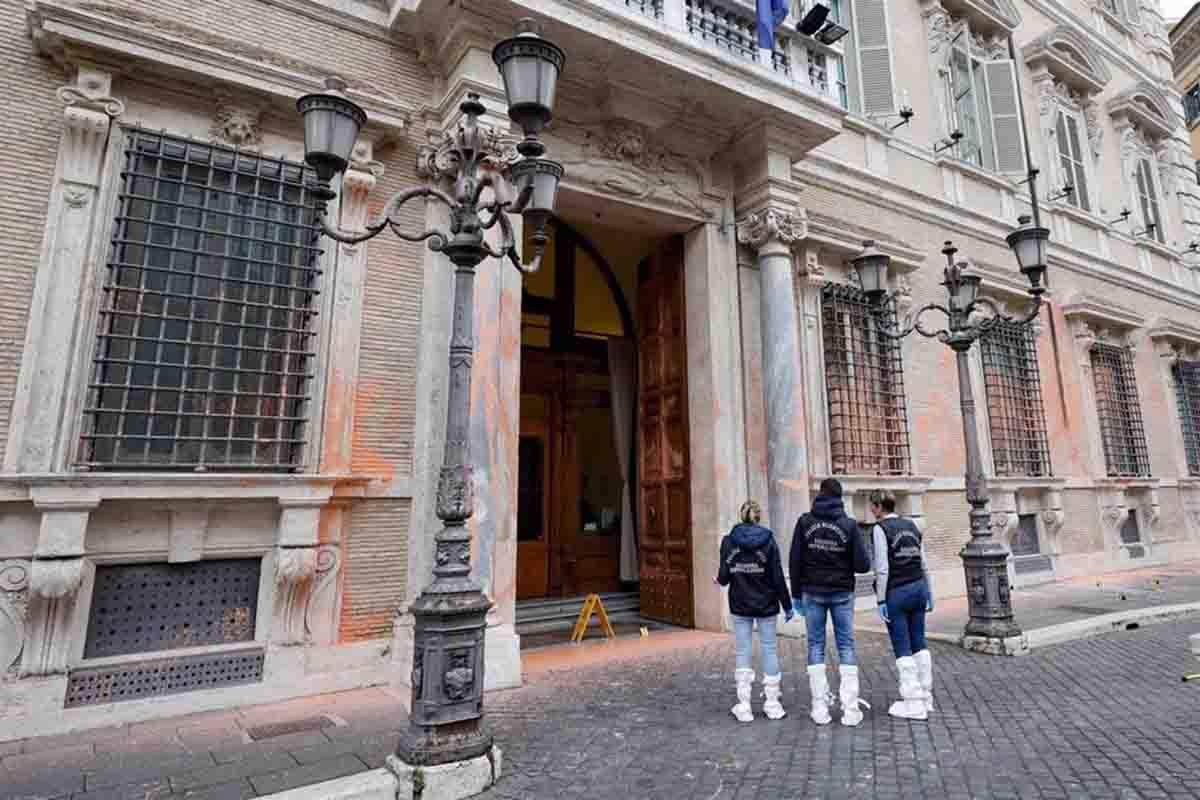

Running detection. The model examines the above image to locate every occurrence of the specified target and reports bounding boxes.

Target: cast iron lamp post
[296,20,565,766]
[851,215,1049,647]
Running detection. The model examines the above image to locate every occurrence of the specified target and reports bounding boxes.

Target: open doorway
[515,216,696,633]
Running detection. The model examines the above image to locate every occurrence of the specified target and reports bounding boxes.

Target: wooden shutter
[853,0,895,115]
[984,59,1026,174]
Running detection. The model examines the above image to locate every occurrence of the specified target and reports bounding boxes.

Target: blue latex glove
[877,602,890,624]
[926,595,935,613]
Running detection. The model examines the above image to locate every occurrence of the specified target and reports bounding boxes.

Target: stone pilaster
[736,205,809,542]
[320,142,383,475]
[5,65,124,472]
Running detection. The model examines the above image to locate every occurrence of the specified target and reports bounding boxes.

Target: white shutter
[983,59,1026,175]
[853,0,895,115]
[843,1,862,113]
[1065,115,1090,212]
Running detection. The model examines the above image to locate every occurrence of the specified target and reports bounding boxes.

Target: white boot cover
[888,657,928,721]
[838,665,870,727]
[731,668,755,723]
[762,674,786,720]
[913,649,934,713]
[806,664,833,725]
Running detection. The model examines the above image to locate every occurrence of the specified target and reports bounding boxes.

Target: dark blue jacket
[790,495,871,596]
[717,523,791,618]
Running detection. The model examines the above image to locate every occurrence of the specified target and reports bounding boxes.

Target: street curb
[853,602,1200,653]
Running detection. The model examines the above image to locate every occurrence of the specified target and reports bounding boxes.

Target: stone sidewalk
[4,563,1200,800]
[853,560,1200,647]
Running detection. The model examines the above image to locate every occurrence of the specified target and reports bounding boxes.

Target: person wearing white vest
[869,489,935,721]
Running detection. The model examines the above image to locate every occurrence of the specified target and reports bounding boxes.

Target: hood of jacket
[811,495,847,521]
[730,523,773,549]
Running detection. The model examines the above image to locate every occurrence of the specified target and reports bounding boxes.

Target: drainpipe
[1009,33,1071,425]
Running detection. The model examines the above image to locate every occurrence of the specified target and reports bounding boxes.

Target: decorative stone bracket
[271,499,330,646]
[0,561,31,679]
[21,499,99,677]
[1098,482,1160,551]
[989,484,1065,555]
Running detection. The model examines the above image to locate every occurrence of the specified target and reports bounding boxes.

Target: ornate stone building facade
[0,0,1197,737]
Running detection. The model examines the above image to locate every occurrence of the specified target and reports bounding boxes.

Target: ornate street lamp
[851,214,1050,649]
[298,19,564,769]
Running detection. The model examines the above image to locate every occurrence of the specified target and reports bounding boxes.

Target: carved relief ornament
[211,93,263,147]
[0,560,30,677]
[736,206,807,251]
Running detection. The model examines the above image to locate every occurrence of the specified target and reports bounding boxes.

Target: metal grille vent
[1120,509,1142,545]
[1013,554,1053,575]
[980,320,1052,477]
[1090,344,1150,478]
[65,647,264,708]
[1011,513,1041,557]
[1173,360,1200,476]
[821,284,912,476]
[79,128,322,471]
[84,560,260,659]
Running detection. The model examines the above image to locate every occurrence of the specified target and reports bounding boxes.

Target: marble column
[737,206,809,549]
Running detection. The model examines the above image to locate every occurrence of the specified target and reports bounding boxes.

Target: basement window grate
[65,647,264,708]
[980,320,1052,477]
[84,559,261,659]
[1173,360,1200,476]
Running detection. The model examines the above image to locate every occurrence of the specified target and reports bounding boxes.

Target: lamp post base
[387,747,502,800]
[960,537,1023,645]
[961,633,1031,657]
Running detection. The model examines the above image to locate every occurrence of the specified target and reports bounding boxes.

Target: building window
[1173,360,1200,476]
[1054,109,1090,212]
[821,284,911,475]
[78,129,322,471]
[1134,158,1164,243]
[1184,84,1200,127]
[1090,343,1151,478]
[980,320,1052,477]
[943,27,1025,174]
[808,48,848,108]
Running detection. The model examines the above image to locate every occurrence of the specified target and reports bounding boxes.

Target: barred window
[1173,360,1200,476]
[821,284,911,475]
[78,129,322,471]
[1090,343,1150,478]
[980,320,1051,477]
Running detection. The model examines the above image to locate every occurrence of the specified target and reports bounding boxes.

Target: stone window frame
[1108,82,1178,251]
[1147,318,1200,479]
[792,229,933,531]
[922,0,1027,178]
[1062,294,1162,561]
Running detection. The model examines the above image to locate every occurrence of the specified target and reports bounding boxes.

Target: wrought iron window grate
[79,129,322,471]
[821,284,912,476]
[1174,360,1200,476]
[84,560,261,659]
[980,320,1052,477]
[1090,343,1150,478]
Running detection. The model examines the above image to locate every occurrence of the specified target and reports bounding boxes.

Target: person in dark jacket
[789,478,871,726]
[716,500,793,722]
[870,489,934,721]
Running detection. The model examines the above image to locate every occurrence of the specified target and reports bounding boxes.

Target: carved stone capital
[275,546,318,586]
[736,206,807,252]
[56,65,124,118]
[29,558,84,599]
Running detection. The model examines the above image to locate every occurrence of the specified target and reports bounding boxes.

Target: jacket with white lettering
[717,523,791,618]
[789,495,871,596]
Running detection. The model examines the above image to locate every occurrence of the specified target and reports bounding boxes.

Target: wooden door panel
[637,238,694,628]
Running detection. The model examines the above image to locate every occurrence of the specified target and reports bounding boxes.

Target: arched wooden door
[637,236,694,628]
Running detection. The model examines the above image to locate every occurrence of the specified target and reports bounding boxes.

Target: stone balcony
[398,0,846,164]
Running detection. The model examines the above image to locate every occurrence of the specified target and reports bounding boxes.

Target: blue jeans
[732,615,780,675]
[885,579,930,658]
[801,591,857,666]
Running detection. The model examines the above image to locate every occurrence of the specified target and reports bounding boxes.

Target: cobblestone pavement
[2,621,1199,799]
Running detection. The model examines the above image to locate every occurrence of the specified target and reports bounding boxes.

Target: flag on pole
[757,0,790,50]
